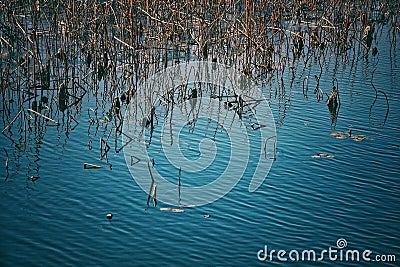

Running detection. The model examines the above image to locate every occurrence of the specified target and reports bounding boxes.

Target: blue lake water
[1,25,400,267]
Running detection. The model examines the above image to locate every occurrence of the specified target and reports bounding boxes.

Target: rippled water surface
[1,27,399,267]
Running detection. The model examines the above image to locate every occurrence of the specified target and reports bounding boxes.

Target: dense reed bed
[0,0,399,154]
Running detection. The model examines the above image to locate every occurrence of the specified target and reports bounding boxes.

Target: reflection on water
[121,62,276,206]
[1,0,399,266]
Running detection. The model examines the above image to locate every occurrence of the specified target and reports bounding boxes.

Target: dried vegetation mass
[0,0,398,143]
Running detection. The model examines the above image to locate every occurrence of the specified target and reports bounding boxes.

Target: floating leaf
[350,135,366,142]
[330,131,349,139]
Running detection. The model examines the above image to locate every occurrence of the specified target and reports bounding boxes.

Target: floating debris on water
[179,204,196,208]
[83,163,104,169]
[30,176,40,182]
[171,209,185,213]
[351,134,366,142]
[27,109,60,126]
[330,131,349,139]
[159,208,185,213]
[311,153,335,159]
[159,204,195,212]
[330,131,374,142]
